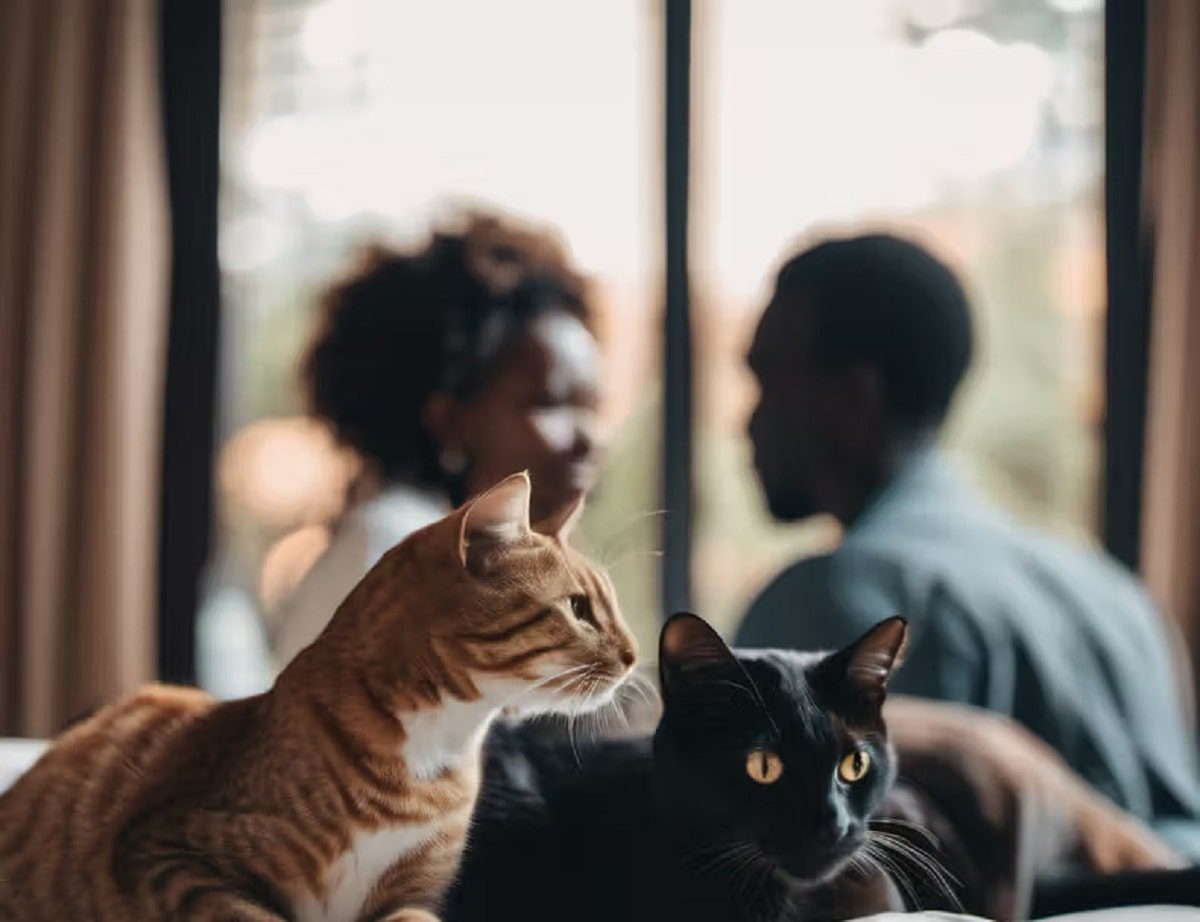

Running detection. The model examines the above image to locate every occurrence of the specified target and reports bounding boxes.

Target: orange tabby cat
[0,472,636,921]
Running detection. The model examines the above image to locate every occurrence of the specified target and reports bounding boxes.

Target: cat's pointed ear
[831,617,909,704]
[659,612,742,702]
[533,492,585,542]
[458,471,532,565]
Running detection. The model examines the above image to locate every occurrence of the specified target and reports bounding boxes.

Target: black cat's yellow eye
[837,749,871,784]
[745,749,784,785]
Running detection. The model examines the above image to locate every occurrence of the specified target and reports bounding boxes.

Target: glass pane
[694,0,1105,635]
[209,0,661,694]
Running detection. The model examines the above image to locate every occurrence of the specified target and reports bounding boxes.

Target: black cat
[445,612,911,922]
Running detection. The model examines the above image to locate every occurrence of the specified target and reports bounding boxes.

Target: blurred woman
[272,213,603,667]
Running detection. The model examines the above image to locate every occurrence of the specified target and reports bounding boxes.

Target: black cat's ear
[659,612,743,702]
[826,617,909,705]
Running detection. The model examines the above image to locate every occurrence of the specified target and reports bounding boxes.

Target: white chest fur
[293,679,533,921]
[293,822,441,922]
[399,675,556,779]
[399,695,496,781]
[292,673,570,920]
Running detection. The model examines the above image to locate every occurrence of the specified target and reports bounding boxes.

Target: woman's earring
[440,447,467,477]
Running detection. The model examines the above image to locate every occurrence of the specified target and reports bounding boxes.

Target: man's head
[747,234,973,524]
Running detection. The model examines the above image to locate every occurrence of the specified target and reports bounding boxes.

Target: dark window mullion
[1103,0,1151,570]
[662,0,693,619]
[158,0,223,683]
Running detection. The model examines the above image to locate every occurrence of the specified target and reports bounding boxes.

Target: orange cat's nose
[619,645,636,667]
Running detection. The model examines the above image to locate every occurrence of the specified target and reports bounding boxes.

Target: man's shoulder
[754,551,836,596]
[860,489,1150,603]
[971,512,1159,620]
[753,544,908,599]
[737,546,913,648]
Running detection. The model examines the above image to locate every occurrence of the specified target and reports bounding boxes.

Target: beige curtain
[0,0,168,736]
[1141,2,1200,672]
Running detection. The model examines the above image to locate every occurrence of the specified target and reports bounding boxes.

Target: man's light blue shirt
[736,447,1200,856]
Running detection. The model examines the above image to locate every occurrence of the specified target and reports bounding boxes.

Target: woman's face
[456,311,604,525]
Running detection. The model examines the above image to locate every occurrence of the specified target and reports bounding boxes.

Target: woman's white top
[271,483,449,669]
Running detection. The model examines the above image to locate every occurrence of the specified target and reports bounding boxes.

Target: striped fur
[0,473,636,921]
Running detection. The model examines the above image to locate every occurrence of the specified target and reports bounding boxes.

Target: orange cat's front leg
[123,857,288,922]
[158,893,285,922]
[380,910,440,922]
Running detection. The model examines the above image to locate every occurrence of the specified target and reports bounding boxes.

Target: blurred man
[737,233,1200,856]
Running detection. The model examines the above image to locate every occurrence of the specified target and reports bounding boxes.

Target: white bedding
[860,910,1200,921]
[2,744,1196,922]
[0,737,47,794]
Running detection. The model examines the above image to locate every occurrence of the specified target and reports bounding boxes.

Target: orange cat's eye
[568,594,593,624]
[837,749,871,784]
[745,749,784,785]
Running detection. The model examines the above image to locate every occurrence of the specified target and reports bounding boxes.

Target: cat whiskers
[845,848,896,899]
[552,665,654,765]
[595,509,667,569]
[621,670,661,710]
[860,825,962,911]
[607,673,659,735]
[560,664,605,766]
[734,853,777,905]
[560,664,604,701]
[682,840,776,903]
[580,667,626,752]
[873,829,961,908]
[682,840,759,875]
[499,663,595,714]
[591,680,626,740]
[856,840,920,909]
[527,663,596,696]
[867,816,942,850]
[579,666,659,747]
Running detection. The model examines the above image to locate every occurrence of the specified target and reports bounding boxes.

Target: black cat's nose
[813,809,850,846]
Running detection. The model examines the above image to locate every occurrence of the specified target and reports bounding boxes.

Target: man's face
[746,292,830,522]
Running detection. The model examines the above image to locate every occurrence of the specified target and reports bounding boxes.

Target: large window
[692,0,1105,633]
[207,0,1104,691]
[206,0,660,693]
